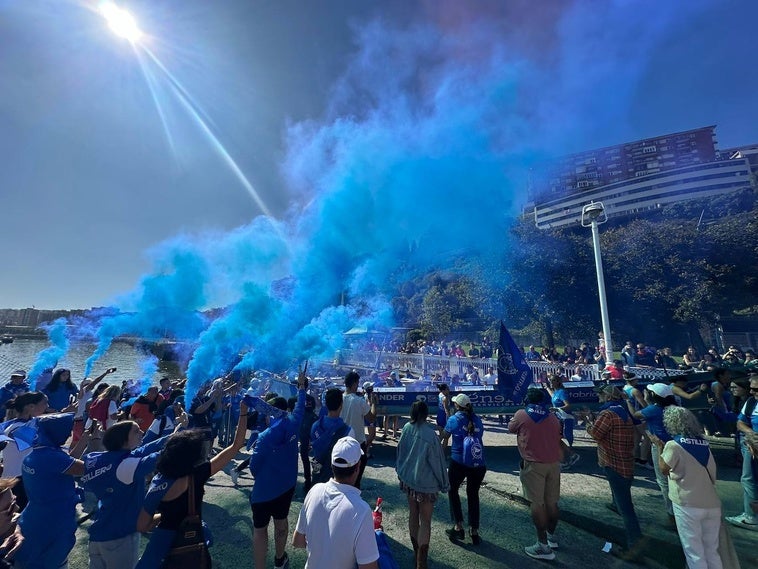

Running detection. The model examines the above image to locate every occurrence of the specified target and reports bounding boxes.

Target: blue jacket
[249,389,305,503]
[82,437,168,542]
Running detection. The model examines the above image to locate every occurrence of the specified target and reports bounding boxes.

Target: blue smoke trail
[27,318,69,389]
[138,354,159,391]
[84,243,210,375]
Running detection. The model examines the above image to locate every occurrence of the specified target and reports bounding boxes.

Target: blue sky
[2,0,758,310]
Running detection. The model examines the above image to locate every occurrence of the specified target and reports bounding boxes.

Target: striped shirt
[588,409,635,479]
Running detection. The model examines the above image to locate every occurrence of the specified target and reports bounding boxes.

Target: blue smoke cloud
[32,1,712,400]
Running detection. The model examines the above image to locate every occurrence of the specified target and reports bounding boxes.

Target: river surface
[0,338,184,387]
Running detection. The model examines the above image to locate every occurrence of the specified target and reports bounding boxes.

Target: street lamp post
[581,202,613,363]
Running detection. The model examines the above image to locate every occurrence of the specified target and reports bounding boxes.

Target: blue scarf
[674,435,711,468]
[606,404,630,422]
[525,404,550,423]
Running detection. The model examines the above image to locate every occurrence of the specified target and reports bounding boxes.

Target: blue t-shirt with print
[82,437,167,542]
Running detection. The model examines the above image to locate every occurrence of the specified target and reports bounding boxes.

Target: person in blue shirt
[249,367,308,569]
[726,374,758,531]
[627,383,678,524]
[441,393,486,546]
[0,370,30,420]
[82,412,188,569]
[135,401,249,568]
[14,413,97,569]
[42,369,79,413]
[310,388,353,486]
[435,383,452,440]
[545,374,580,469]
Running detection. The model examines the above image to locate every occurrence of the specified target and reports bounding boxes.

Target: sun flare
[100,2,142,43]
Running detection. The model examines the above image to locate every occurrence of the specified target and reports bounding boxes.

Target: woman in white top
[652,406,722,569]
[0,392,49,509]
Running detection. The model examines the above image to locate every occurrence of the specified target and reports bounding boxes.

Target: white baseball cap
[331,436,364,468]
[646,383,674,398]
[451,393,471,408]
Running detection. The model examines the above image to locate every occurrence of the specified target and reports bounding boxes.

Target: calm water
[0,339,184,387]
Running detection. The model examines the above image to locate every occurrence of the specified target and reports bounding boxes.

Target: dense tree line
[391,188,758,352]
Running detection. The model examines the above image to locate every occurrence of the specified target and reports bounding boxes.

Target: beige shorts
[520,460,560,507]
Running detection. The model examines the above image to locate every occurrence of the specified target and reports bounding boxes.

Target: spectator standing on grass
[310,388,354,486]
[248,367,308,569]
[628,383,678,526]
[710,368,736,437]
[396,400,449,569]
[441,393,486,546]
[725,373,758,531]
[135,403,248,569]
[340,371,376,489]
[653,407,723,569]
[622,372,651,469]
[508,388,562,561]
[435,383,452,440]
[586,391,643,563]
[292,436,379,569]
[15,413,98,569]
[545,374,580,469]
[298,392,318,493]
[362,382,377,458]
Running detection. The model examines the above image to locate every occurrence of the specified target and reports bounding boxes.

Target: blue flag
[497,322,533,405]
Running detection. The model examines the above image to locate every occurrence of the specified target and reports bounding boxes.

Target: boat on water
[0,335,13,344]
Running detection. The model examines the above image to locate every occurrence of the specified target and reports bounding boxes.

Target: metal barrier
[337,349,691,384]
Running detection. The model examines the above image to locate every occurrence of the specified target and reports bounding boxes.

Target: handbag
[162,474,211,569]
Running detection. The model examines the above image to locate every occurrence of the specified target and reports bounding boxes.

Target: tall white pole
[590,220,613,362]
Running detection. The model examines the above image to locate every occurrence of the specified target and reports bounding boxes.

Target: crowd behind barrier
[337,349,696,384]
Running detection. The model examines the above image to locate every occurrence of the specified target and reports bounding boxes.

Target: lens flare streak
[140,46,273,217]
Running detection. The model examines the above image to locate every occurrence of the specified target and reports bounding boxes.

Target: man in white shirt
[339,371,376,489]
[292,437,379,569]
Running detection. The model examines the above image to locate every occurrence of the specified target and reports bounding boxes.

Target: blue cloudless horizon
[2,0,757,310]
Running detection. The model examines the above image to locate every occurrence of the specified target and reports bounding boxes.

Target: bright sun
[100,2,142,43]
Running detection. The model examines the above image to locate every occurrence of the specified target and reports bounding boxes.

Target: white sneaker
[547,533,559,549]
[726,514,758,531]
[230,468,239,487]
[525,542,556,560]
